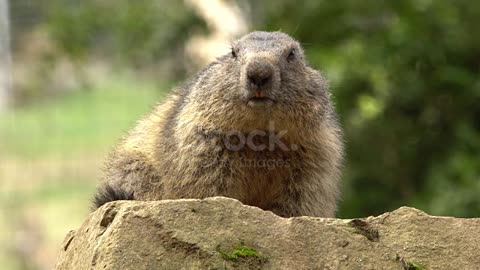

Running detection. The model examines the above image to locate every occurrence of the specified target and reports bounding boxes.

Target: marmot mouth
[249,96,271,102]
[247,96,274,108]
[248,90,273,101]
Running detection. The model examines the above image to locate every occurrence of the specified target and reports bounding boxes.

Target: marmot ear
[307,68,330,92]
[287,48,296,62]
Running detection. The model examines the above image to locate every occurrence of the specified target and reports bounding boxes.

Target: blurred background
[1,0,479,269]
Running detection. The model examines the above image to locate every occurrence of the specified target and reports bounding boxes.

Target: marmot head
[231,31,308,109]
[187,31,331,132]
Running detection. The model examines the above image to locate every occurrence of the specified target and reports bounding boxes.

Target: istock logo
[236,158,291,170]
[188,121,298,168]
[195,121,298,152]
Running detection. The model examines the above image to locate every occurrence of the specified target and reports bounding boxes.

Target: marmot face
[189,31,330,132]
[233,31,308,110]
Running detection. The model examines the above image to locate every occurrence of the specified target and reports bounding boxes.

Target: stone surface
[55,197,480,270]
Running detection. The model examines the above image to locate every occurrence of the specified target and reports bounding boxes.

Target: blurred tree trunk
[0,0,12,111]
[185,0,249,68]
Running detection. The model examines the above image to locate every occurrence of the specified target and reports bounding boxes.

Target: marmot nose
[247,61,273,90]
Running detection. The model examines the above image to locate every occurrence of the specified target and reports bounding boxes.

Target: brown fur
[95,31,344,217]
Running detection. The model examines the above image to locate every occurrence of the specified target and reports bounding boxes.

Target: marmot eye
[287,48,296,62]
[231,48,237,59]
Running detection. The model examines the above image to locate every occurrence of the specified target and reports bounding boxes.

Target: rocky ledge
[55,197,480,270]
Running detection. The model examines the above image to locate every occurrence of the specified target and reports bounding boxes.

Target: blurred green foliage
[46,0,205,67]
[10,0,205,79]
[249,0,480,217]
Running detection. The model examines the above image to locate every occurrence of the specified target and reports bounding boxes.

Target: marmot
[93,31,344,217]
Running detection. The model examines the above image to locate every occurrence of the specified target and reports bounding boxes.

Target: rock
[55,197,480,270]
